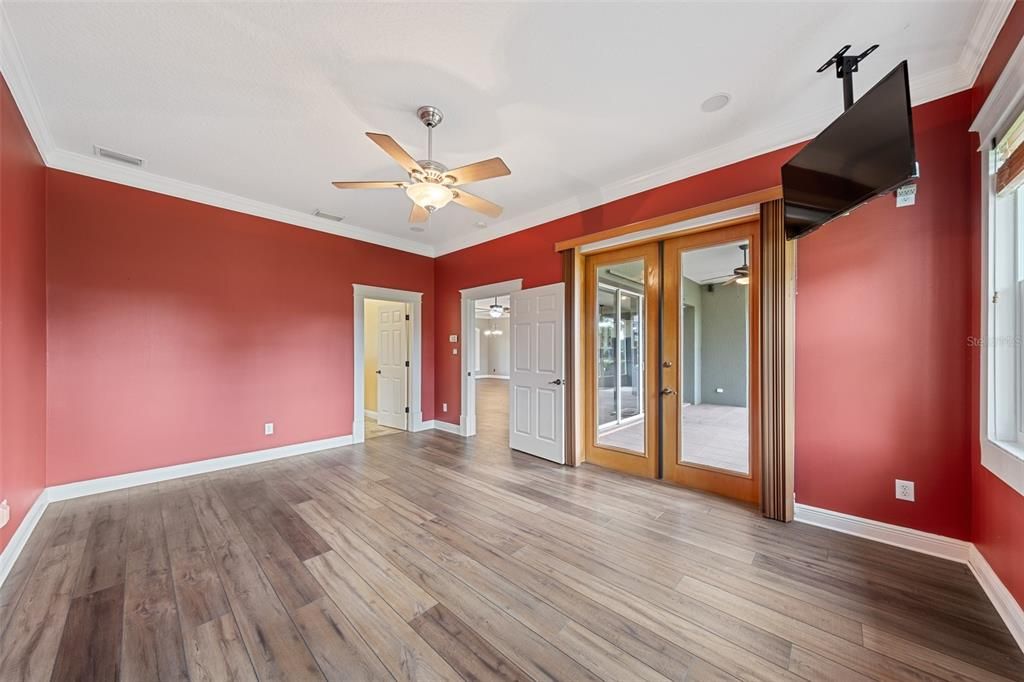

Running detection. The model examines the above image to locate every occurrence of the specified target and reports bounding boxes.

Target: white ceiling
[0,2,1010,256]
[683,241,748,284]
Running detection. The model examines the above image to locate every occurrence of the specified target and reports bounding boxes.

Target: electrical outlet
[0,499,9,529]
[264,422,274,436]
[442,403,448,413]
[895,479,915,501]
[452,348,458,355]
[715,387,724,393]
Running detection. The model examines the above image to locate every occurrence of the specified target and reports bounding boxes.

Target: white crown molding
[0,1,1013,260]
[433,58,981,257]
[46,149,435,257]
[0,3,54,163]
[959,0,1016,88]
[971,29,1024,142]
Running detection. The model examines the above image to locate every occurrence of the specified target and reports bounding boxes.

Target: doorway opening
[363,298,411,440]
[472,295,511,441]
[352,284,424,445]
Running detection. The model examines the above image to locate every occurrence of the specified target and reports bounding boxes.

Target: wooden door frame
[661,220,762,505]
[559,192,796,521]
[582,242,661,478]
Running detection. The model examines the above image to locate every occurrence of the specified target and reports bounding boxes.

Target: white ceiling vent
[93,145,144,167]
[313,209,345,222]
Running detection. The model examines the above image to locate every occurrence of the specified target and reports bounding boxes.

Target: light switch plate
[264,422,274,435]
[0,499,9,529]
[449,335,458,342]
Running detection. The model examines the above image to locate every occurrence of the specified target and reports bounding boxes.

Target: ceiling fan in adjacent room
[332,106,511,224]
[705,244,750,287]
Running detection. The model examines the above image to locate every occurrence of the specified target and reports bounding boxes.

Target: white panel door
[509,283,565,463]
[376,302,408,430]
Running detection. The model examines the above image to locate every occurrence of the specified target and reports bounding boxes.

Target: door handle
[661,387,676,396]
[376,369,382,374]
[548,379,564,386]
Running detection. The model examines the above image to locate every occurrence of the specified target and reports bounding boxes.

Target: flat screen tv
[782,60,916,240]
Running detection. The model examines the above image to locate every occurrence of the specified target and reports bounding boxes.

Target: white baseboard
[794,503,971,562]
[475,374,510,380]
[0,490,50,590]
[364,409,378,420]
[47,435,352,502]
[0,434,354,591]
[433,420,463,435]
[796,503,1022,653]
[969,544,1024,652]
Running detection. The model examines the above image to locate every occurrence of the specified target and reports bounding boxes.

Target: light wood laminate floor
[1,388,1021,680]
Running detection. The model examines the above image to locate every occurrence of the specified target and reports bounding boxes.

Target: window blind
[996,108,1024,195]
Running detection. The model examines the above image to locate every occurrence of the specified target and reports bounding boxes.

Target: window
[981,101,1024,495]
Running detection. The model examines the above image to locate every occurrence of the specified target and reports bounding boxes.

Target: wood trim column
[562,248,584,466]
[760,199,796,521]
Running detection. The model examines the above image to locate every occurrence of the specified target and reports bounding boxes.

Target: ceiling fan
[487,297,510,318]
[704,244,750,286]
[332,106,510,224]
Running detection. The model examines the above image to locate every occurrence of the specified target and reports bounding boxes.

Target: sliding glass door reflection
[595,261,645,454]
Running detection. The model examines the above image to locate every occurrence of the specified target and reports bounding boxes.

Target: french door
[583,243,660,478]
[662,222,761,504]
[583,222,761,503]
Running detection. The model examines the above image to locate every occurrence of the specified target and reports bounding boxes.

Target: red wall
[0,75,47,552]
[435,93,977,542]
[794,91,974,539]
[434,145,801,424]
[45,171,434,485]
[969,0,1024,606]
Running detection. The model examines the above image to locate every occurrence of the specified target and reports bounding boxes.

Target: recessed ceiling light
[700,93,731,113]
[410,226,425,232]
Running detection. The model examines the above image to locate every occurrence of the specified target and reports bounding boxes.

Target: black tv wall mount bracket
[817,44,879,111]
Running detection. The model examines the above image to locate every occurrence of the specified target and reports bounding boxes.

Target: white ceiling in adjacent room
[0,2,1010,256]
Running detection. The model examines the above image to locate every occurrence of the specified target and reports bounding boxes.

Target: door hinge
[404,406,409,414]
[405,360,410,367]
[405,314,410,321]
[993,292,999,304]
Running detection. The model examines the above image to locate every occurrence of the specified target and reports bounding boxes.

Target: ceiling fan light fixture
[489,304,504,318]
[736,276,750,286]
[405,182,453,211]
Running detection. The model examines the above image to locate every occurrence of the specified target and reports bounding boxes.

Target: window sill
[981,438,1024,496]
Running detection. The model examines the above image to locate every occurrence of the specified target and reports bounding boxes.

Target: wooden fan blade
[332,181,406,189]
[444,157,510,186]
[366,133,423,175]
[409,204,429,223]
[452,190,503,218]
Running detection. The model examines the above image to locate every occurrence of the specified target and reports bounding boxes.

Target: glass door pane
[595,260,646,454]
[662,220,760,504]
[679,240,750,474]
